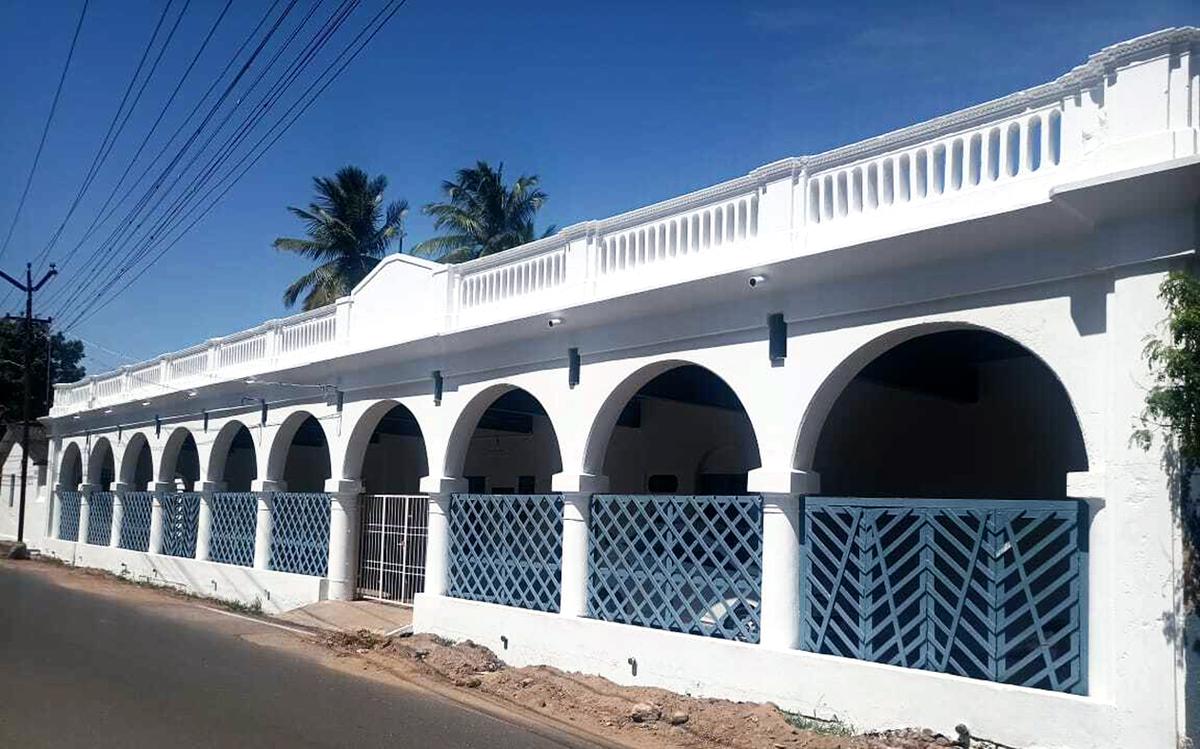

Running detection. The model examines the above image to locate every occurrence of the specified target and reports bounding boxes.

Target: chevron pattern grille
[58,490,81,541]
[802,497,1087,694]
[270,493,331,577]
[448,494,562,613]
[161,493,200,558]
[588,495,762,642]
[119,492,154,551]
[86,492,114,545]
[209,492,257,567]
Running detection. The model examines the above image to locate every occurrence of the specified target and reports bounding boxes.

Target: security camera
[748,275,767,288]
[547,317,564,328]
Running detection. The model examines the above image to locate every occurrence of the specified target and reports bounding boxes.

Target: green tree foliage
[274,166,408,310]
[0,321,85,423]
[1136,269,1200,611]
[412,161,555,263]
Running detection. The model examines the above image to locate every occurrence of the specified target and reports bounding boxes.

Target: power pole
[1,262,57,558]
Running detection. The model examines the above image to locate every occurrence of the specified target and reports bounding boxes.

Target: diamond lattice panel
[588,495,763,643]
[58,491,81,541]
[269,493,331,577]
[161,493,200,559]
[209,492,257,567]
[448,494,562,613]
[118,492,154,551]
[86,492,114,545]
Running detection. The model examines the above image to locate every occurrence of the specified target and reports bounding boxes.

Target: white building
[33,28,1199,749]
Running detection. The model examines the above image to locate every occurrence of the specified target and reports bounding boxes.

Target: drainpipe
[196,482,224,562]
[252,480,284,570]
[325,479,363,601]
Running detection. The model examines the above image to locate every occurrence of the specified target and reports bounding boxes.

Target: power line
[0,0,90,263]
[58,0,405,332]
[61,0,407,333]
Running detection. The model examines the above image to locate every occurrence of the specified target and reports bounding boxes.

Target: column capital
[78,483,99,494]
[112,482,133,493]
[551,472,608,494]
[252,479,286,492]
[199,481,227,493]
[419,476,467,495]
[747,468,820,495]
[151,482,176,493]
[324,478,363,495]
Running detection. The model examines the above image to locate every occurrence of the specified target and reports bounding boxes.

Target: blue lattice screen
[58,491,81,541]
[270,493,331,577]
[118,492,154,551]
[448,494,562,613]
[209,492,258,567]
[86,492,114,545]
[589,495,763,642]
[161,493,200,558]
[802,497,1087,695]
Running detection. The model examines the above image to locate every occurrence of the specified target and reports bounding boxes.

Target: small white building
[36,28,1200,749]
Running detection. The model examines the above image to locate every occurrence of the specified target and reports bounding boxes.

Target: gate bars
[357,495,429,605]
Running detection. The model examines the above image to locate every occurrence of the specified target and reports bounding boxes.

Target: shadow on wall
[1189,614,1199,746]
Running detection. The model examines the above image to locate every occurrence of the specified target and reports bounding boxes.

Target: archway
[591,364,761,494]
[158,428,200,491]
[59,442,82,489]
[809,329,1087,499]
[453,388,562,493]
[120,434,154,490]
[87,438,115,490]
[345,402,428,494]
[208,421,258,491]
[269,413,331,492]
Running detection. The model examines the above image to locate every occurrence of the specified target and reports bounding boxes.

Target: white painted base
[414,593,1126,749]
[39,538,326,614]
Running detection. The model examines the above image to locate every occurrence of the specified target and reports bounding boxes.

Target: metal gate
[356,494,429,605]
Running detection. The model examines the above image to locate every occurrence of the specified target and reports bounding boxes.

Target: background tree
[412,161,554,263]
[0,321,85,423]
[1135,269,1200,613]
[274,166,408,310]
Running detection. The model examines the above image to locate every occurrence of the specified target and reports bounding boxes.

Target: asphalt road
[0,563,594,748]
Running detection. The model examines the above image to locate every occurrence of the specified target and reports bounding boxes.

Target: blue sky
[0,0,1194,373]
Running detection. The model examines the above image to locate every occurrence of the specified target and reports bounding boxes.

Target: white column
[50,484,66,540]
[196,481,224,562]
[419,477,466,596]
[148,482,172,555]
[552,472,607,618]
[748,468,818,650]
[110,483,128,548]
[325,479,362,600]
[77,484,95,544]
[252,480,283,570]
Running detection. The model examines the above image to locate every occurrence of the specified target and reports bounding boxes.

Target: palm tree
[412,161,554,263]
[274,166,408,310]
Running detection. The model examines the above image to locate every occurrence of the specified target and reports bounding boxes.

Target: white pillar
[419,477,466,596]
[748,468,818,650]
[148,482,172,555]
[110,483,128,548]
[50,484,66,540]
[196,481,223,562]
[252,480,283,570]
[325,479,362,600]
[552,472,607,618]
[77,484,95,544]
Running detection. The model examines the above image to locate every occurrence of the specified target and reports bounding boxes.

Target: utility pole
[1,262,57,558]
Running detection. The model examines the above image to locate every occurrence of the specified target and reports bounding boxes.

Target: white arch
[340,399,429,483]
[790,321,1090,473]
[86,437,115,487]
[118,432,153,488]
[264,410,330,485]
[156,426,199,486]
[440,384,564,481]
[205,419,256,485]
[59,442,83,487]
[580,359,762,478]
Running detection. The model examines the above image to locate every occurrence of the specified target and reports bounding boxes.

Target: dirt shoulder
[4,552,985,749]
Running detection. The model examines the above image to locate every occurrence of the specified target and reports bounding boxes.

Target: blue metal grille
[161,493,200,558]
[86,492,114,545]
[802,497,1087,695]
[209,492,258,567]
[270,493,331,577]
[118,492,154,551]
[589,495,763,642]
[448,494,562,613]
[58,490,81,541]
